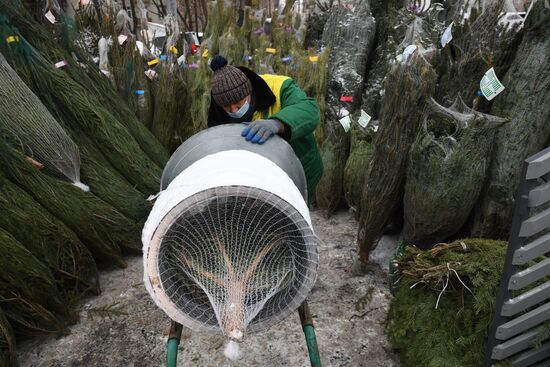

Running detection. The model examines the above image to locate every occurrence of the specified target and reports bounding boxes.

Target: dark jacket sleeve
[269,78,320,144]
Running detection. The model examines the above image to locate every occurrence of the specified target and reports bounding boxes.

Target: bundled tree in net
[0,1,169,168]
[0,52,86,191]
[0,35,152,222]
[472,0,550,239]
[0,24,161,194]
[315,2,376,217]
[343,119,375,216]
[403,97,506,248]
[357,54,436,265]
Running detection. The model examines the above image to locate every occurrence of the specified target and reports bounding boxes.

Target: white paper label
[54,60,67,68]
[118,34,128,45]
[397,45,417,62]
[45,10,56,24]
[480,67,505,101]
[358,110,372,128]
[441,22,453,47]
[339,115,351,132]
[339,107,350,117]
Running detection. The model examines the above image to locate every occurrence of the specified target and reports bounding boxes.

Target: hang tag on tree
[170,46,178,54]
[145,69,158,79]
[147,58,160,66]
[281,56,292,63]
[118,34,128,45]
[188,63,199,69]
[402,45,417,61]
[159,55,167,61]
[340,96,353,102]
[202,49,209,58]
[309,55,319,62]
[54,59,68,68]
[339,115,351,132]
[479,67,505,101]
[441,22,453,48]
[45,10,56,24]
[266,48,277,54]
[6,35,19,43]
[191,43,198,54]
[134,90,145,95]
[358,109,372,128]
[177,54,186,66]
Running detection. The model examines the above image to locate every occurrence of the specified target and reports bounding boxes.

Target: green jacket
[208,68,323,201]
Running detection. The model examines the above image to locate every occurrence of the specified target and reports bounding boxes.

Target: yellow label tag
[309,55,319,62]
[202,49,209,58]
[170,46,178,54]
[266,48,277,54]
[147,58,160,66]
[6,35,19,43]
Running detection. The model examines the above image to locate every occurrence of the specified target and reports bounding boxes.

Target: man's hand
[241,119,284,144]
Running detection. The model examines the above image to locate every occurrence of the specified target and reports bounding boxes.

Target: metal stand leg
[298,300,322,367]
[166,321,183,367]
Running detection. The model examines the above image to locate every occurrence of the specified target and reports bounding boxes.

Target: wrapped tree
[357,55,436,265]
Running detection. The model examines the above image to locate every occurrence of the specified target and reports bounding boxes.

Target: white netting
[0,53,85,189]
[143,150,317,340]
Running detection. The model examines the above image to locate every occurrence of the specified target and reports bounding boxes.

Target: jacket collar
[208,67,276,123]
[237,67,275,111]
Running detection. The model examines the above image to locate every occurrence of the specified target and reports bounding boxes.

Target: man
[207,55,323,203]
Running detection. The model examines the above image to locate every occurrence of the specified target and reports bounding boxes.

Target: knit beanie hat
[210,55,253,107]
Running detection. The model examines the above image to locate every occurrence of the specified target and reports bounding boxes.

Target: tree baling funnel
[142,124,317,340]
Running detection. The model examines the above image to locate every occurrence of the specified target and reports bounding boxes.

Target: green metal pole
[166,321,183,367]
[298,301,322,367]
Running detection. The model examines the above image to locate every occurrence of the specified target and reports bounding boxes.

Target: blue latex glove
[241,119,284,144]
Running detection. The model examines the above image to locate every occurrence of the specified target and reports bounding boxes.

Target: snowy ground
[17,209,401,367]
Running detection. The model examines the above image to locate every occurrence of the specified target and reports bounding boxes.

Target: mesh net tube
[143,150,317,339]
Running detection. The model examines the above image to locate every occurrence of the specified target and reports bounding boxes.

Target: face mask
[227,100,250,119]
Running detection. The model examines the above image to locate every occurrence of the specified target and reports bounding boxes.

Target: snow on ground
[17,209,401,367]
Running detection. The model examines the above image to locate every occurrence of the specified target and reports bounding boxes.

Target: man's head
[210,55,253,118]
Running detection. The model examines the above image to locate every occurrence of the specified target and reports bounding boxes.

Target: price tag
[6,35,19,43]
[45,10,56,24]
[54,60,68,68]
[358,110,372,128]
[309,55,319,62]
[118,34,128,45]
[441,22,453,48]
[479,67,505,101]
[339,115,351,132]
[266,48,277,54]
